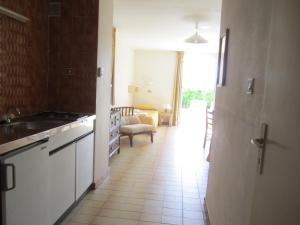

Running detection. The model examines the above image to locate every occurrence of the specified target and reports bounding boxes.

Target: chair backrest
[112,107,134,116]
[206,106,214,128]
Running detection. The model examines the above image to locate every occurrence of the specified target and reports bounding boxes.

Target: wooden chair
[112,106,134,116]
[112,107,154,147]
[203,106,214,149]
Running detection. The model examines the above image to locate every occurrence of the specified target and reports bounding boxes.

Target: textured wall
[48,0,98,113]
[0,0,49,117]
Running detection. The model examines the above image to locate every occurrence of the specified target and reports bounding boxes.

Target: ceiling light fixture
[185,22,208,44]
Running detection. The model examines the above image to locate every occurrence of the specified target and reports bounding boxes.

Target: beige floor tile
[163,201,182,210]
[61,126,209,225]
[165,186,182,192]
[144,200,164,208]
[182,203,202,212]
[86,192,110,201]
[77,206,101,216]
[142,206,163,215]
[183,218,204,225]
[162,208,182,217]
[182,188,198,194]
[183,210,203,219]
[99,208,140,220]
[183,198,201,205]
[164,196,182,203]
[69,213,95,224]
[92,216,118,225]
[63,222,88,225]
[183,192,200,199]
[113,218,139,225]
[161,215,183,225]
[126,197,145,206]
[103,202,142,212]
[140,213,162,223]
[130,192,146,199]
[164,190,182,197]
[144,193,164,201]
[81,199,105,208]
[138,222,160,225]
[107,196,128,204]
[110,190,131,198]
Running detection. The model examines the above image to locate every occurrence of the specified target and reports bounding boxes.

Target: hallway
[62,126,210,225]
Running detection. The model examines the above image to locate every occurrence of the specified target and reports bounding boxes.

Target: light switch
[97,67,104,77]
[247,78,255,95]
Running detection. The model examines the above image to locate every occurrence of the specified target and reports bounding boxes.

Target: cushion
[121,116,141,126]
[134,110,148,117]
[120,124,154,134]
[135,104,157,111]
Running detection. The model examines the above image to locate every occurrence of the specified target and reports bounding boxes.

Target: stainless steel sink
[0,120,67,130]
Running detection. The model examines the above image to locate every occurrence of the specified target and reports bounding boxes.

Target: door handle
[251,138,265,148]
[251,123,268,175]
[0,164,16,191]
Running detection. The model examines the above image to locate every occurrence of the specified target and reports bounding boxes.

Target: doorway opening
[179,51,217,151]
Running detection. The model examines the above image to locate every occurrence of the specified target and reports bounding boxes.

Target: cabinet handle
[21,138,49,151]
[1,164,16,191]
[49,141,75,156]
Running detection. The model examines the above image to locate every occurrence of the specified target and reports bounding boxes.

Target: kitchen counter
[0,112,96,156]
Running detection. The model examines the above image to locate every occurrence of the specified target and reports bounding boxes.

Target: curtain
[111,28,116,105]
[172,51,184,126]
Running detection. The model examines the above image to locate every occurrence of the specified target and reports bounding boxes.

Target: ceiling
[113,0,222,53]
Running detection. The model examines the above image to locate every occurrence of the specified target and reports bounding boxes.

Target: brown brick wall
[48,0,98,113]
[0,0,98,118]
[0,0,49,117]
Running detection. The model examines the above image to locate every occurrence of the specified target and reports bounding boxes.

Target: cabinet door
[76,133,94,200]
[49,143,76,224]
[2,141,50,225]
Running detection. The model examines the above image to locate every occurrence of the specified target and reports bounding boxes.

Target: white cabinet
[76,133,94,200]
[49,143,76,224]
[0,131,94,225]
[1,140,50,225]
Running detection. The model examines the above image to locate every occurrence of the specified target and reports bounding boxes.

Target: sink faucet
[3,107,21,123]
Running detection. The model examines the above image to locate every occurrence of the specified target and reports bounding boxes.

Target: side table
[159,112,172,126]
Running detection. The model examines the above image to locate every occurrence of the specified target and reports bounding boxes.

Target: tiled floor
[62,114,210,225]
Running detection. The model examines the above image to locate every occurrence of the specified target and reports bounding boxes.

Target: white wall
[114,33,135,106]
[94,0,113,186]
[206,0,273,225]
[133,50,177,111]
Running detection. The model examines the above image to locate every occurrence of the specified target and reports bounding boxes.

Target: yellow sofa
[134,105,159,131]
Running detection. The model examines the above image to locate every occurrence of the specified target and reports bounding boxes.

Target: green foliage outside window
[182,89,215,108]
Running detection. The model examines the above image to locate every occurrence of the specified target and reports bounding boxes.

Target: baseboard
[204,197,212,225]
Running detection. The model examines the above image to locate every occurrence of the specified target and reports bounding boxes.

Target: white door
[2,141,50,225]
[76,133,94,200]
[49,143,76,224]
[250,1,300,225]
